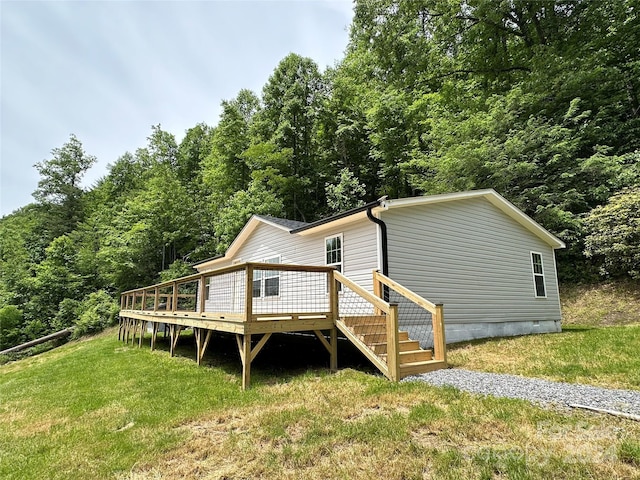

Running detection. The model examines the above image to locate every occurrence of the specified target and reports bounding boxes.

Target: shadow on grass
[134,329,379,386]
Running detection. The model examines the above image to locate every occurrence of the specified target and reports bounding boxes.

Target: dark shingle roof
[256,215,309,231]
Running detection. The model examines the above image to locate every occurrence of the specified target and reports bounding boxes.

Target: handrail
[333,270,400,381]
[121,262,336,295]
[373,271,438,313]
[120,262,339,319]
[333,271,391,313]
[373,270,446,364]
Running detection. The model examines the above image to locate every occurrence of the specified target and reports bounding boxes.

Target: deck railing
[119,263,446,386]
[373,271,446,364]
[120,262,338,322]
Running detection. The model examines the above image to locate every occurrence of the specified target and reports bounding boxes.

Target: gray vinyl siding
[203,218,379,313]
[381,197,562,326]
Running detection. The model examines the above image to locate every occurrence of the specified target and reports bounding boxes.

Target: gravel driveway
[405,369,640,418]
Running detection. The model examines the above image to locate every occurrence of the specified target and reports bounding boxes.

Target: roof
[194,189,565,271]
[255,215,308,231]
[380,189,565,249]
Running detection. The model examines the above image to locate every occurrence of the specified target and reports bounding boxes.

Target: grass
[1,281,639,479]
[447,324,640,390]
[447,281,640,390]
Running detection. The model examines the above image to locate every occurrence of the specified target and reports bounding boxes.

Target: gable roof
[380,189,566,249]
[255,215,308,230]
[194,189,565,271]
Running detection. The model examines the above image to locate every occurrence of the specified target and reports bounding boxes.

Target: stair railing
[373,270,446,365]
[333,271,401,381]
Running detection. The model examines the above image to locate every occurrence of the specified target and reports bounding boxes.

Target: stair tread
[400,359,441,367]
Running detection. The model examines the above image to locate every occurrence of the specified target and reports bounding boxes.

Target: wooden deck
[119,263,446,389]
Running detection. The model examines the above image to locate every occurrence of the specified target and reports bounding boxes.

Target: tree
[0,306,24,350]
[177,123,214,189]
[253,53,325,220]
[326,168,366,213]
[203,90,260,199]
[214,182,284,253]
[32,134,96,234]
[584,188,640,279]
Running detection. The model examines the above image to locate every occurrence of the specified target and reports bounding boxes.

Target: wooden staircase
[337,315,445,379]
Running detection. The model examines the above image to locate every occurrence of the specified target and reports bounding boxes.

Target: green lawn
[1,327,639,480]
[448,324,640,390]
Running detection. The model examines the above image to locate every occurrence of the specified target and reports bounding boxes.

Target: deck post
[237,334,252,390]
[372,270,383,315]
[433,304,447,365]
[386,304,400,382]
[150,322,159,351]
[198,274,206,314]
[138,321,147,348]
[169,325,182,357]
[132,319,138,344]
[172,281,178,313]
[330,327,338,372]
[328,270,339,372]
[245,265,254,322]
[194,327,213,366]
[154,287,159,311]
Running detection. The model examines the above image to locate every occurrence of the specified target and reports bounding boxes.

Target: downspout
[367,197,389,301]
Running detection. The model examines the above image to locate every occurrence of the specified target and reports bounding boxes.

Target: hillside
[2,283,640,480]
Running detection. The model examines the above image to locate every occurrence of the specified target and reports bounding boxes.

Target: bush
[0,305,24,350]
[52,298,82,330]
[72,291,119,339]
[584,187,640,279]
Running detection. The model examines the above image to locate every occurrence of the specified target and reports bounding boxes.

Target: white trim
[325,233,343,291]
[252,255,281,299]
[552,248,562,318]
[530,251,547,298]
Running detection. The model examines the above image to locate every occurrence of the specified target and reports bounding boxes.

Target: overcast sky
[0,0,354,217]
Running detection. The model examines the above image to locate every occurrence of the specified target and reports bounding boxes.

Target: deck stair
[336,312,443,380]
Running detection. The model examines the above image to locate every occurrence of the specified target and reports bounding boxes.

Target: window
[530,252,546,298]
[252,256,280,298]
[326,234,343,291]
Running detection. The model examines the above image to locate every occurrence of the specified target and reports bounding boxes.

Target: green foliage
[52,298,82,331]
[159,260,195,283]
[72,291,119,338]
[584,188,640,279]
[0,306,23,350]
[2,1,639,345]
[214,181,284,253]
[32,134,96,235]
[325,168,366,213]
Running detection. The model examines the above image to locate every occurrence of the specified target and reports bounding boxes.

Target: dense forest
[1,0,639,349]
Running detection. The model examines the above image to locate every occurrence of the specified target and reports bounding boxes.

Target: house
[194,189,565,345]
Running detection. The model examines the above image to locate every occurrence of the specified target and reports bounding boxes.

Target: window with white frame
[325,234,343,291]
[530,252,546,298]
[252,256,280,298]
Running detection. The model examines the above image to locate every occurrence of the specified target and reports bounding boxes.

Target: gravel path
[405,369,640,418]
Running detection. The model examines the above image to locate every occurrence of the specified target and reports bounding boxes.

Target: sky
[0,0,354,217]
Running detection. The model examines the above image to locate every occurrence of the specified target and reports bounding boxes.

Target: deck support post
[313,329,338,372]
[386,304,400,382]
[237,334,252,390]
[138,321,147,348]
[132,319,138,344]
[169,325,183,357]
[150,322,159,351]
[433,304,446,365]
[330,326,338,372]
[194,328,213,365]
